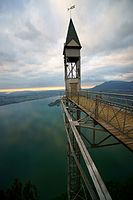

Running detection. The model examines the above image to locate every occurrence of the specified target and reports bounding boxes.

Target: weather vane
[67,5,75,18]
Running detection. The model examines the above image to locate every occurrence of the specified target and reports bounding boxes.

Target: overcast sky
[0,0,133,89]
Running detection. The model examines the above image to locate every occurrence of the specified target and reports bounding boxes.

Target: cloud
[0,0,133,89]
[77,0,133,54]
[82,64,133,85]
[15,22,42,41]
[0,0,26,13]
[82,46,133,86]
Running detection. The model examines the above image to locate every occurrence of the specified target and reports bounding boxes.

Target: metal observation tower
[61,18,133,200]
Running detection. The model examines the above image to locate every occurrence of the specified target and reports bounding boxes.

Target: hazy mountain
[90,81,133,92]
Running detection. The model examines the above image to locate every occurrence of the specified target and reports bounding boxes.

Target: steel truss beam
[64,98,120,148]
[61,98,112,200]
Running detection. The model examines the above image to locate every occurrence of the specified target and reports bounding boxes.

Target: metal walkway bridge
[67,90,133,151]
[61,91,133,200]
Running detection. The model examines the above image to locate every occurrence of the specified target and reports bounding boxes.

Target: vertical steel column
[66,100,81,200]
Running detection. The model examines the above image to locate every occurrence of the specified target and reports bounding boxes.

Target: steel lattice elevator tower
[63,18,82,200]
[62,18,114,200]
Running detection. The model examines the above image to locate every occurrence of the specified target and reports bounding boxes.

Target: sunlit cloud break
[0,86,65,93]
[0,85,94,93]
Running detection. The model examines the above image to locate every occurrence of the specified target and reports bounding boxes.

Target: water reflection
[0,97,67,200]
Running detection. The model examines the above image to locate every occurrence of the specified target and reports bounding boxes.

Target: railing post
[95,95,99,119]
[87,90,88,99]
[78,91,79,105]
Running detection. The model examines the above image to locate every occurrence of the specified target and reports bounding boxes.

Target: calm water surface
[0,96,133,199]
[0,97,67,200]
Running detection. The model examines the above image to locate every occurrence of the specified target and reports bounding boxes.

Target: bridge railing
[66,90,133,111]
[66,90,133,136]
[80,90,133,112]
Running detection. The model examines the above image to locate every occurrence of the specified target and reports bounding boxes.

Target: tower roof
[64,19,81,48]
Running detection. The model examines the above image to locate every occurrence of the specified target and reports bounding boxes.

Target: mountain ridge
[90,80,133,92]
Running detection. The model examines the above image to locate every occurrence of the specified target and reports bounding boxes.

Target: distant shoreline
[0,91,63,107]
[0,96,50,107]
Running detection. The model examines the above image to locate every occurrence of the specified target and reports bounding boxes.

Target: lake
[0,97,67,200]
[0,96,133,199]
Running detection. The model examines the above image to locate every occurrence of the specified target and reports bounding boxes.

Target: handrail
[70,90,133,113]
[81,89,133,98]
